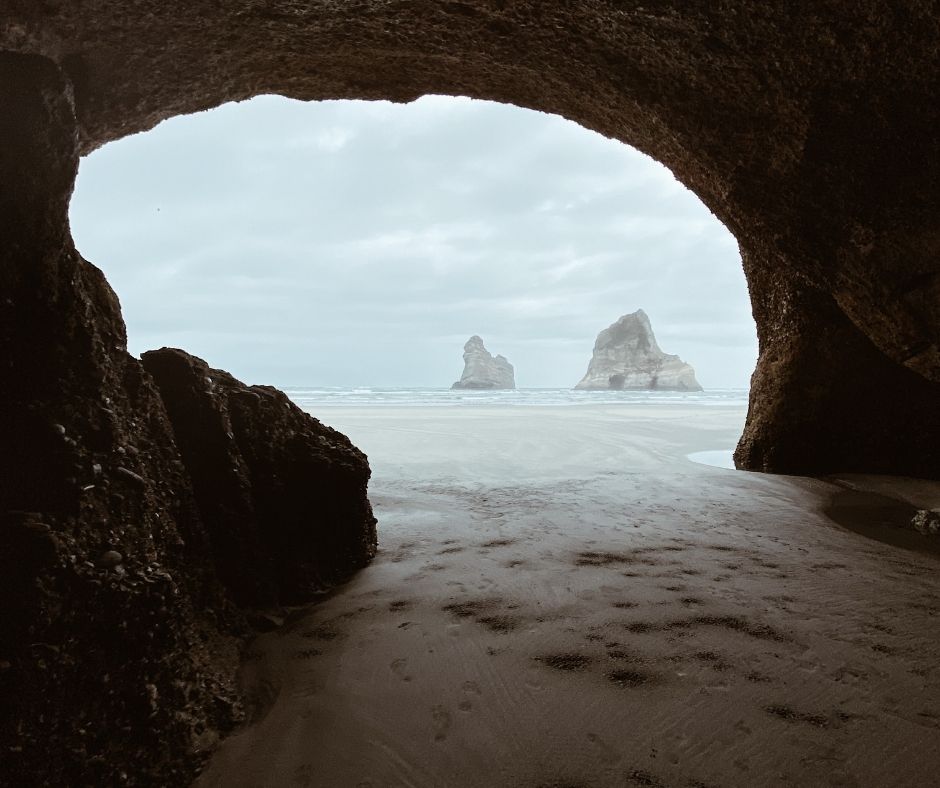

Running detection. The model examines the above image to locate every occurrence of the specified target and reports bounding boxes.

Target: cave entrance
[70,95,756,403]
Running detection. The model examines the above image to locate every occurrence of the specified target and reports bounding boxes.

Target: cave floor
[196,406,940,788]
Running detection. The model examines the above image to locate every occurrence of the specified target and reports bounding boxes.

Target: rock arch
[2,3,939,783]
[3,2,937,476]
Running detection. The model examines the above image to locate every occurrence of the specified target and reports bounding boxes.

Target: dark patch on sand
[693,650,731,671]
[536,653,593,672]
[607,649,644,663]
[388,599,413,612]
[689,615,789,642]
[627,768,666,786]
[438,546,464,555]
[482,538,516,548]
[294,648,321,659]
[576,551,635,567]
[576,550,661,568]
[613,601,639,609]
[764,704,830,728]
[443,599,499,618]
[477,615,519,633]
[443,598,519,632]
[745,671,772,683]
[625,621,658,634]
[301,626,341,641]
[608,669,654,687]
[619,614,788,642]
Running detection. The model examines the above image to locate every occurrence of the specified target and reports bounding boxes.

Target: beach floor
[196,405,940,788]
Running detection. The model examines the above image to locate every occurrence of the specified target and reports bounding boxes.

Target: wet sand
[196,405,940,788]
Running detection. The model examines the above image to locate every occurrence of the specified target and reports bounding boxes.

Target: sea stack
[575,310,702,391]
[452,336,515,390]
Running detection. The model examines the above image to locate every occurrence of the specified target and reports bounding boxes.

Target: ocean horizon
[283,386,749,409]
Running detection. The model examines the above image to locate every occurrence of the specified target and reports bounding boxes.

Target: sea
[282,387,749,409]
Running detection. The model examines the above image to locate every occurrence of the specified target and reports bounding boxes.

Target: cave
[2,3,939,785]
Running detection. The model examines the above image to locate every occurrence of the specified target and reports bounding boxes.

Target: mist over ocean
[284,387,749,409]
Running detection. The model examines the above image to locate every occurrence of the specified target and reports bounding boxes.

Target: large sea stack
[452,336,516,390]
[575,310,702,391]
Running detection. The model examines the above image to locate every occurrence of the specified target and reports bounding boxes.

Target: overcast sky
[69,95,756,389]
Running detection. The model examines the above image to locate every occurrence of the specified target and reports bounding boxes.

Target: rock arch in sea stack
[1,2,939,784]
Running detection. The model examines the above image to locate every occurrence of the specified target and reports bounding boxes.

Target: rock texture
[3,1,940,781]
[141,348,377,607]
[0,55,377,786]
[452,336,515,390]
[576,310,702,391]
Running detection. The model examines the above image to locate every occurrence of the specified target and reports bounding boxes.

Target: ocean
[282,387,749,409]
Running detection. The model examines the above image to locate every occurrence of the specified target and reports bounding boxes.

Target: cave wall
[0,53,376,786]
[0,53,244,786]
[1,1,937,477]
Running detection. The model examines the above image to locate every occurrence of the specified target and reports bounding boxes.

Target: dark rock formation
[0,55,377,786]
[3,1,940,781]
[141,348,377,607]
[452,335,515,390]
[575,310,702,391]
[0,54,243,787]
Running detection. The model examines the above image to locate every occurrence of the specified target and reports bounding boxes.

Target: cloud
[70,95,756,388]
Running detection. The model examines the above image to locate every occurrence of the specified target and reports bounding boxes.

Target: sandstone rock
[452,336,515,390]
[575,311,702,391]
[141,347,377,606]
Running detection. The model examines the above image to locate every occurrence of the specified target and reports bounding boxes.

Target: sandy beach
[196,404,940,788]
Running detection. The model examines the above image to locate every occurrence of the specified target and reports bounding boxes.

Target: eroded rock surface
[452,335,516,390]
[141,348,377,606]
[575,310,701,391]
[0,54,377,786]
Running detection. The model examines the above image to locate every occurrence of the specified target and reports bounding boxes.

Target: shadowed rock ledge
[141,348,377,608]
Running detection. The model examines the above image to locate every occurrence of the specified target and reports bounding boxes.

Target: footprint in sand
[432,705,452,741]
[390,658,413,682]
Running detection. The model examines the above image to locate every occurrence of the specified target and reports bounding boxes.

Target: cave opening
[68,94,756,398]
[4,3,940,781]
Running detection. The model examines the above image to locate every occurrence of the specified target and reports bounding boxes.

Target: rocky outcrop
[575,311,702,391]
[0,55,377,786]
[141,348,377,607]
[452,336,515,390]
